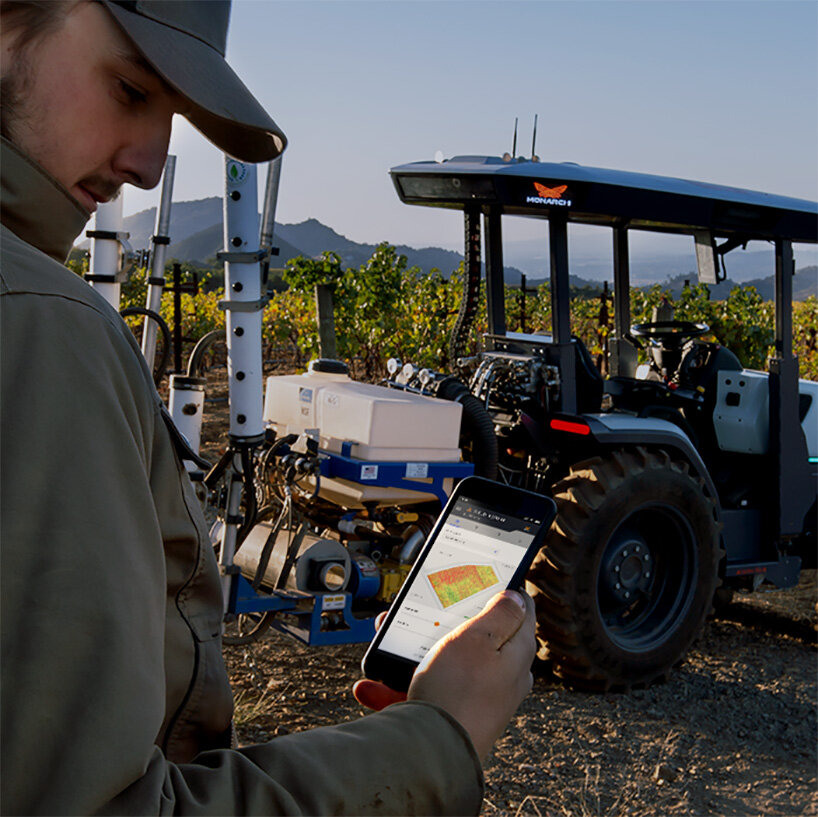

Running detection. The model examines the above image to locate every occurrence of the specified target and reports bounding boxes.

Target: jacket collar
[1,137,91,263]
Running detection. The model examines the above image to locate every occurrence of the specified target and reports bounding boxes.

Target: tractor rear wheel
[526,447,720,690]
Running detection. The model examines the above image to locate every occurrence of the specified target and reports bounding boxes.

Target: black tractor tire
[526,446,721,691]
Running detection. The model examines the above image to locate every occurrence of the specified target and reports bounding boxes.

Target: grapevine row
[74,243,816,381]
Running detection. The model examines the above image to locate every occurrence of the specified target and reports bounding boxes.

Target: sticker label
[360,464,379,481]
[405,462,429,478]
[322,594,346,611]
[299,387,313,402]
[226,160,248,184]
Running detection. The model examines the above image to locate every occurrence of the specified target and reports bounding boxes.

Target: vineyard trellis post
[315,283,338,359]
[169,262,198,373]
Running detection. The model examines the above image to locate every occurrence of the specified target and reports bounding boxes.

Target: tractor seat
[572,336,604,414]
[679,341,742,394]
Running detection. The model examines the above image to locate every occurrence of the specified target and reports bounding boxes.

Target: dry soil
[199,367,817,816]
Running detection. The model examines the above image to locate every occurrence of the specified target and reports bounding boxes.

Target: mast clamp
[86,229,129,241]
[85,229,133,256]
[216,249,268,264]
[217,295,270,312]
[85,272,129,284]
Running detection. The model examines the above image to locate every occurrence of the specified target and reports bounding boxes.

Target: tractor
[213,155,817,691]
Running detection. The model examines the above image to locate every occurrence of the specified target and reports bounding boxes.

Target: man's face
[1,1,183,214]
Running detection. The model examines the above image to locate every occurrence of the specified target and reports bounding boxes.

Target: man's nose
[112,114,173,190]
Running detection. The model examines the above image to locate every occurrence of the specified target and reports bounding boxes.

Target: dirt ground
[223,577,817,817]
[199,368,817,817]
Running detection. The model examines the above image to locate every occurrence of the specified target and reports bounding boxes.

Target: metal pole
[610,226,632,376]
[549,217,571,345]
[259,156,282,253]
[219,469,244,606]
[774,239,794,360]
[141,155,176,368]
[549,216,577,413]
[768,239,811,538]
[484,208,506,337]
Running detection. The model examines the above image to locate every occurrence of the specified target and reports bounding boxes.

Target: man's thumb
[472,589,528,649]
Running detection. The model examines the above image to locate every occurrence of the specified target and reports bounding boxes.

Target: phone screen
[377,494,548,664]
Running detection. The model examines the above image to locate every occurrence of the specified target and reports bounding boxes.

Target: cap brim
[101,1,286,163]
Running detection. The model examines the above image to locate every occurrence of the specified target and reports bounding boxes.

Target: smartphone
[361,476,557,692]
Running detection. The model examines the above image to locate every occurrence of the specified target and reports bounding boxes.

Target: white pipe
[222,157,264,442]
[168,374,205,463]
[88,197,126,309]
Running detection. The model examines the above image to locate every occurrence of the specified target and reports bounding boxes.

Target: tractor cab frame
[387,157,817,689]
[390,156,817,564]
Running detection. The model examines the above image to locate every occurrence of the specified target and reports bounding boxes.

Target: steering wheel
[629,321,709,349]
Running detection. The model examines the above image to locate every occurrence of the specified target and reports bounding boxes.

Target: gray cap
[100,0,286,163]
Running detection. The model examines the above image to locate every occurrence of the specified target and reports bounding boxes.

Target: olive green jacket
[0,137,483,816]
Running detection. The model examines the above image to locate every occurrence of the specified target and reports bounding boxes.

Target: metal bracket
[86,229,133,256]
[85,271,129,284]
[217,295,270,312]
[216,249,268,264]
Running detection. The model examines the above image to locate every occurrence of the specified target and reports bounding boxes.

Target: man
[0,1,537,814]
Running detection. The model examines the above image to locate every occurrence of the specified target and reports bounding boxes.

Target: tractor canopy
[390,156,817,244]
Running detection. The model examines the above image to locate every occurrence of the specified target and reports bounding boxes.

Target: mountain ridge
[97,197,815,297]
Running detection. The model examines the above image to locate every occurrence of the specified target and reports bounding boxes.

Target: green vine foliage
[110,245,814,381]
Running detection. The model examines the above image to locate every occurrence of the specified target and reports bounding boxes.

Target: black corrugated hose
[437,377,498,480]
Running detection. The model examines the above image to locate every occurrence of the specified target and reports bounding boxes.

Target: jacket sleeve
[0,288,483,816]
[110,702,484,817]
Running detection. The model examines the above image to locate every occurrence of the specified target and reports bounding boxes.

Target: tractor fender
[582,413,721,514]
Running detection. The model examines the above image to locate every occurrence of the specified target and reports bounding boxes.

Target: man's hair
[0,0,73,52]
[0,1,74,139]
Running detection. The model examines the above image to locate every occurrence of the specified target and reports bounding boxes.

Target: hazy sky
[121,0,818,254]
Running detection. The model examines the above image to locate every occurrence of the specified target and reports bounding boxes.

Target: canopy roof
[390,156,817,243]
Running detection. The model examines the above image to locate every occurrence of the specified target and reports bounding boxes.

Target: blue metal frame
[228,575,376,645]
[230,574,302,614]
[225,452,473,644]
[319,446,474,505]
[271,592,377,646]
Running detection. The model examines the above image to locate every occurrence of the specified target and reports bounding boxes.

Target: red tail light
[550,418,591,436]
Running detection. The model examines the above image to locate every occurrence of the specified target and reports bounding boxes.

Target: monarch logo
[527,182,572,207]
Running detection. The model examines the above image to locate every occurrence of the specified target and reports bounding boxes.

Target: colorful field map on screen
[427,564,500,608]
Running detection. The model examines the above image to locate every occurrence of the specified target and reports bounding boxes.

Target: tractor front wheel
[527,447,720,690]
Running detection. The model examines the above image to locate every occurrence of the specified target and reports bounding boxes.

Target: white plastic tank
[263,362,463,462]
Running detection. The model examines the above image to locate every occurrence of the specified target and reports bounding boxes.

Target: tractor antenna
[531,114,538,160]
[512,117,518,159]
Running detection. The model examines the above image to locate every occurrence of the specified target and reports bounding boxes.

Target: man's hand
[353,590,537,760]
